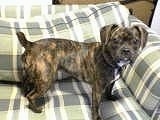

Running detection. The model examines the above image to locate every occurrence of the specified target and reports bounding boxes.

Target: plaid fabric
[122,16,160,119]
[151,102,160,120]
[99,43,160,120]
[0,2,130,82]
[0,78,92,120]
[0,2,160,120]
[0,5,88,19]
[0,78,152,120]
[123,43,160,117]
[100,80,150,120]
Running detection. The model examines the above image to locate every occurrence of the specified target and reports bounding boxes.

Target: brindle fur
[16,24,148,120]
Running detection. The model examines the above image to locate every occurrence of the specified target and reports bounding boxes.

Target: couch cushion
[0,76,150,120]
[101,79,150,120]
[100,98,150,120]
[123,43,160,117]
[0,78,92,120]
[151,102,160,120]
[100,77,151,120]
[0,2,130,82]
[0,5,88,19]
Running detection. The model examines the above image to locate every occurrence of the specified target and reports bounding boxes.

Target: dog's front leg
[103,82,117,100]
[92,87,99,120]
[92,81,103,120]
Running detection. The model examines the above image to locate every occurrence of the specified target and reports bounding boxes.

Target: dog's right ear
[131,25,148,49]
[100,24,119,44]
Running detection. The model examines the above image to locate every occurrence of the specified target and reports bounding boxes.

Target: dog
[16,24,148,120]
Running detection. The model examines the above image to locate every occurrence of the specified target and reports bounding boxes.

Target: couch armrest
[151,102,160,120]
[123,42,160,117]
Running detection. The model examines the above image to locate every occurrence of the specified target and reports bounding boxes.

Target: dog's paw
[107,95,119,101]
[102,94,119,101]
[97,116,101,120]
[93,115,101,120]
[28,104,43,113]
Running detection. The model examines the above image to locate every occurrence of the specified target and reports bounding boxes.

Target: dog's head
[100,24,148,66]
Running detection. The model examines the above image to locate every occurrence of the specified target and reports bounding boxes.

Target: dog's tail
[16,32,33,48]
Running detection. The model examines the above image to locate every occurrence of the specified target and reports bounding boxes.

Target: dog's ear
[131,25,148,49]
[100,24,119,44]
[100,24,120,66]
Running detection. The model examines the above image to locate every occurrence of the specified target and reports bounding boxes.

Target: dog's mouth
[116,57,131,67]
[120,56,131,61]
[115,47,134,64]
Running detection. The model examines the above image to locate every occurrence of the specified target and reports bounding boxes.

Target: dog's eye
[113,38,117,41]
[133,39,138,44]
[113,38,119,43]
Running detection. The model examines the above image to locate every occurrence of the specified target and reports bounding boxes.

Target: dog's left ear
[100,24,120,44]
[131,25,148,49]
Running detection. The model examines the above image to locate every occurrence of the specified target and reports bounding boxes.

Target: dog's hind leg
[26,88,44,113]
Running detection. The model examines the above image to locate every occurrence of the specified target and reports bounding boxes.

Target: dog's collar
[116,60,130,68]
[110,60,130,84]
[102,66,121,94]
[110,67,121,84]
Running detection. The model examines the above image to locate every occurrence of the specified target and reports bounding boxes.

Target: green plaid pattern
[0,2,130,82]
[0,2,160,120]
[0,5,88,19]
[123,43,160,117]
[151,102,160,120]
[100,79,150,120]
[100,44,160,120]
[122,16,160,119]
[0,78,152,120]
[0,78,92,120]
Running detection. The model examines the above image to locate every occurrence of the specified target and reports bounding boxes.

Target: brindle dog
[16,24,148,120]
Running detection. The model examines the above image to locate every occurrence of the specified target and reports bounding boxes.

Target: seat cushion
[0,78,92,120]
[100,97,150,120]
[100,79,150,120]
[0,77,151,120]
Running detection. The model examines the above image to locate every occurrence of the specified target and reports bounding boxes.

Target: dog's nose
[121,48,130,54]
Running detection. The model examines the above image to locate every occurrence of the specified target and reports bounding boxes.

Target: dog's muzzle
[118,47,133,62]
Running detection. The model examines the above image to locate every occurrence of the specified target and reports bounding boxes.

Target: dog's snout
[121,48,130,54]
[123,48,130,53]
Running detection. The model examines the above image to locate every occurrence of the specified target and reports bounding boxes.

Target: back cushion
[0,2,130,82]
[123,43,160,116]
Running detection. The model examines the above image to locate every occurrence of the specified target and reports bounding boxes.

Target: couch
[0,2,159,120]
[53,0,154,25]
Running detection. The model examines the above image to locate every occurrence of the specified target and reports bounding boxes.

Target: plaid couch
[0,2,159,120]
